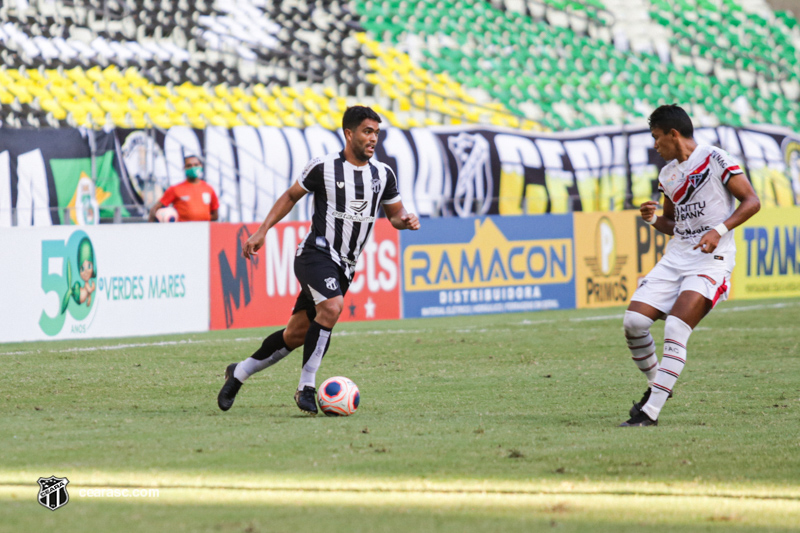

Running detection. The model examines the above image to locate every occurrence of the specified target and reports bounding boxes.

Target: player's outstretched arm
[640,198,675,235]
[243,182,308,259]
[383,201,420,231]
[693,174,760,253]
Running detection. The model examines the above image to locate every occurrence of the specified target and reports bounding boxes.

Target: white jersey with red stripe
[657,144,743,270]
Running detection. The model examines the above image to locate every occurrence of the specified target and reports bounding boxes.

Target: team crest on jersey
[325,277,338,290]
[676,168,710,205]
[350,200,368,213]
[371,175,381,194]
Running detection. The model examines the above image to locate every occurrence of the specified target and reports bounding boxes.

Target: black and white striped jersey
[296,151,401,279]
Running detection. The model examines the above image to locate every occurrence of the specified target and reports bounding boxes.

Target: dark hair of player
[342,106,381,134]
[648,104,694,139]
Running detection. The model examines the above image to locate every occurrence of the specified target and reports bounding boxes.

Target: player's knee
[316,297,343,325]
[623,310,653,337]
[664,315,693,339]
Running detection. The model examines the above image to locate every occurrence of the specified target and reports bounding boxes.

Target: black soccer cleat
[620,410,658,427]
[294,386,318,415]
[217,363,242,411]
[629,387,672,418]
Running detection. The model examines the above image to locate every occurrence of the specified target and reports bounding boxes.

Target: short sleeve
[297,158,324,192]
[380,165,401,205]
[712,148,744,185]
[656,166,668,196]
[159,186,176,207]
[209,186,220,211]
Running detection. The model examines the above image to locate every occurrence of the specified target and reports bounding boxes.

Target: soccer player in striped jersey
[620,105,760,426]
[217,106,420,415]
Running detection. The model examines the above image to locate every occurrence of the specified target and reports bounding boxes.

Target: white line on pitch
[2,301,797,356]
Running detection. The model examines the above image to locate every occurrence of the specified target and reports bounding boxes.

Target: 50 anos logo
[40,231,98,336]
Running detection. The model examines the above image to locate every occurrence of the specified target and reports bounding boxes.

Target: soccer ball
[317,376,360,416]
[156,206,178,222]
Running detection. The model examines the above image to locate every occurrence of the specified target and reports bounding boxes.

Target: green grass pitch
[1,298,799,532]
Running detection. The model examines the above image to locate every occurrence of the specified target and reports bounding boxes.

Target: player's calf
[623,311,659,384]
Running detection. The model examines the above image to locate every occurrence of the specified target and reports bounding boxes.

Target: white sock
[623,311,658,386]
[643,316,692,420]
[234,347,291,382]
[298,327,331,390]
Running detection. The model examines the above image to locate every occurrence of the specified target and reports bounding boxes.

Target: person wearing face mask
[148,155,220,222]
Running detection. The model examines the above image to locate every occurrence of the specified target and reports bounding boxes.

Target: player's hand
[242,231,266,260]
[401,213,420,230]
[639,200,659,222]
[693,229,721,254]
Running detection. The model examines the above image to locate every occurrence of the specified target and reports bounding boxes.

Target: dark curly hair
[342,106,381,134]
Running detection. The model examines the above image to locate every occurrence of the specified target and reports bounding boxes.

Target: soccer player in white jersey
[217,106,420,415]
[620,104,761,426]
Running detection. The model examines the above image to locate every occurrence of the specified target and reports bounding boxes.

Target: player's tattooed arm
[640,197,675,235]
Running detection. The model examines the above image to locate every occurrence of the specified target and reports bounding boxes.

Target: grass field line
[2,301,797,357]
[1,472,799,502]
[2,485,799,529]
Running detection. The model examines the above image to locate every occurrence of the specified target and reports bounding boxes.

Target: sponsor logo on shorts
[714,255,724,260]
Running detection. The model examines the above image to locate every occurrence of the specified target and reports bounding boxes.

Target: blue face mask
[185,166,204,180]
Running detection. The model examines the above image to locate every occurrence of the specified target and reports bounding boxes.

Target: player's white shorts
[630,259,731,315]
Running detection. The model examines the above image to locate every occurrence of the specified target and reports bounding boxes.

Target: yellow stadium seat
[242,112,262,127]
[257,110,283,127]
[0,88,15,105]
[188,113,207,129]
[211,100,230,114]
[7,83,32,103]
[206,114,228,127]
[317,114,337,130]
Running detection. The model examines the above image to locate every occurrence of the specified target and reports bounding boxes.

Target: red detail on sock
[658,368,680,378]
[664,338,686,349]
[632,352,656,361]
[640,362,658,372]
[628,341,655,350]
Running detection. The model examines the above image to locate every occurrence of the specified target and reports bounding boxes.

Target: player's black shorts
[292,247,350,320]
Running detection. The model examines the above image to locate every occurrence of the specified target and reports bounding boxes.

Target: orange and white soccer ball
[317,376,360,416]
[156,206,178,222]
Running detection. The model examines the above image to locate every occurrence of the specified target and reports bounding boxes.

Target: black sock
[252,329,290,360]
[298,321,333,389]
